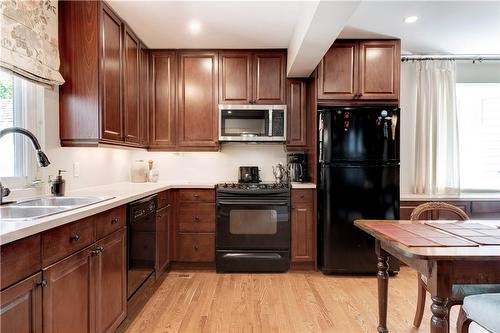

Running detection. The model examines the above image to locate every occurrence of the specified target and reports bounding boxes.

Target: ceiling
[341,1,500,55]
[106,1,303,49]
[107,0,500,75]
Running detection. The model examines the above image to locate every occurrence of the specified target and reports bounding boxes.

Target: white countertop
[401,192,500,201]
[0,182,216,246]
[0,181,318,245]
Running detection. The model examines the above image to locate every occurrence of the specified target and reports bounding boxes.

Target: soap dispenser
[50,170,66,196]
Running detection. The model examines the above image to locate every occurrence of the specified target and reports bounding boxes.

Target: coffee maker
[287,152,307,182]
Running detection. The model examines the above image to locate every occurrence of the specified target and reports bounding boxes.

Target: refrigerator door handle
[318,113,324,163]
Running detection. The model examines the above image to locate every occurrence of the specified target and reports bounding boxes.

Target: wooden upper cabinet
[219,52,252,104]
[100,4,123,142]
[123,26,141,145]
[139,45,149,146]
[253,51,286,104]
[318,39,400,102]
[358,40,400,100]
[150,51,177,149]
[177,51,219,149]
[318,42,358,100]
[286,79,307,147]
[0,273,42,333]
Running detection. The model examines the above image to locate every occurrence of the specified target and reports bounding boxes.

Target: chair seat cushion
[463,293,500,333]
[420,275,500,301]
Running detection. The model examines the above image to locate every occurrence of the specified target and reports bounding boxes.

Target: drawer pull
[300,194,305,199]
[70,234,80,242]
[193,244,199,251]
[193,194,200,198]
[111,218,119,224]
[193,216,200,223]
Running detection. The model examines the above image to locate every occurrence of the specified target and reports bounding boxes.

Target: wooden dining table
[354,219,500,333]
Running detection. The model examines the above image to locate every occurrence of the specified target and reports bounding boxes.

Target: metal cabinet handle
[70,234,80,242]
[36,279,47,288]
[193,216,200,223]
[300,194,305,199]
[193,245,199,251]
[111,218,119,224]
[193,194,200,198]
[90,246,104,256]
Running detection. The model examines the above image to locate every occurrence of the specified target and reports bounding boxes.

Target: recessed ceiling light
[189,21,201,34]
[404,16,418,24]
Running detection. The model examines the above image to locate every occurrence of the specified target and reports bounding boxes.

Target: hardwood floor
[121,267,485,333]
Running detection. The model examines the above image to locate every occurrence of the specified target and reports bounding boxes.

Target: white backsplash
[131,144,287,183]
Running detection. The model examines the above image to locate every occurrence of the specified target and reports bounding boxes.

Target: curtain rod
[401,55,500,62]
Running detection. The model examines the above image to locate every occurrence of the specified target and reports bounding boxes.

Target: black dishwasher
[127,195,157,299]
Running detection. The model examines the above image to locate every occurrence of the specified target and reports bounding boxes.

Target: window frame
[0,73,44,189]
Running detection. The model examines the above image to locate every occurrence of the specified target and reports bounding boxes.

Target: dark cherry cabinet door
[94,229,126,333]
[139,46,149,146]
[42,247,93,333]
[156,205,171,273]
[358,40,400,100]
[123,26,141,145]
[218,52,252,104]
[286,79,307,147]
[253,51,286,104]
[318,42,358,100]
[150,51,177,149]
[177,51,219,149]
[100,4,123,142]
[0,273,42,333]
[291,203,314,263]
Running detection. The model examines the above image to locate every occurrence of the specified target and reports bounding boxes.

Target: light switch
[73,162,80,177]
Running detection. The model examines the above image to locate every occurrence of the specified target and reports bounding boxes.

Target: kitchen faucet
[0,127,51,205]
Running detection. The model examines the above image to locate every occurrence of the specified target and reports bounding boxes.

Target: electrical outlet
[73,162,80,177]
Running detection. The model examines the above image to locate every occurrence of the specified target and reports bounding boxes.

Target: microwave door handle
[268,109,273,137]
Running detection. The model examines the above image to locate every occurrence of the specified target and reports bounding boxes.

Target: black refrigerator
[318,106,400,274]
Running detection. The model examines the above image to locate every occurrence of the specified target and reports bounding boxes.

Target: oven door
[216,200,290,250]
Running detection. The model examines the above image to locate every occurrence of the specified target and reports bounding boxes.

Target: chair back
[410,202,469,221]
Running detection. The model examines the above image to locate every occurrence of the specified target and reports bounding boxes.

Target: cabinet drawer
[95,206,126,239]
[178,203,215,233]
[157,190,170,209]
[176,234,214,262]
[42,217,95,267]
[471,201,500,214]
[292,189,313,205]
[178,189,214,203]
[1,235,41,290]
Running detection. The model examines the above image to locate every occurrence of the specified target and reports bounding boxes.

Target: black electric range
[215,182,291,273]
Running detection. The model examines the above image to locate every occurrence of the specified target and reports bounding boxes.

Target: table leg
[430,296,449,333]
[376,241,389,333]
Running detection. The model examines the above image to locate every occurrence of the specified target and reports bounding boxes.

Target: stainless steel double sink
[0,196,113,221]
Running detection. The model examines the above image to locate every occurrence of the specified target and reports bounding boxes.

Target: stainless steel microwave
[218,105,287,142]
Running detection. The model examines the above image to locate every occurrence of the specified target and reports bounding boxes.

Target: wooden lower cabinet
[94,229,127,333]
[42,245,93,333]
[291,189,315,265]
[0,273,42,333]
[42,229,127,333]
[156,205,171,273]
[176,234,215,262]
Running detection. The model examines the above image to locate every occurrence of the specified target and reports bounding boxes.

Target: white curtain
[412,60,460,195]
[0,0,64,86]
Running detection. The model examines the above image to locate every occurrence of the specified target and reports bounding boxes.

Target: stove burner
[219,182,289,190]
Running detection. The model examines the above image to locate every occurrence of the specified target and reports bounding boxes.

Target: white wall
[399,63,418,195]
[36,88,286,194]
